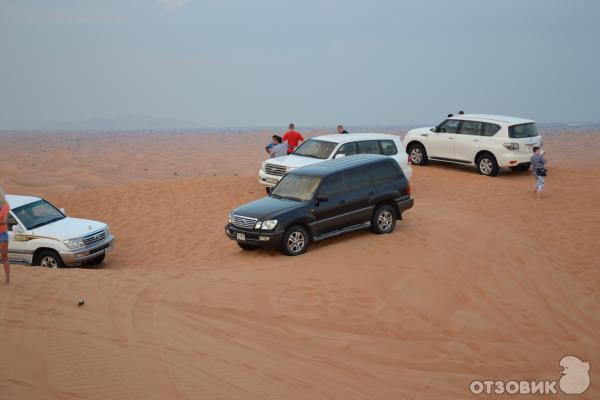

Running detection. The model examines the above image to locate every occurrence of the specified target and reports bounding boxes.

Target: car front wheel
[476,153,499,176]
[371,204,397,234]
[34,250,65,268]
[280,225,309,256]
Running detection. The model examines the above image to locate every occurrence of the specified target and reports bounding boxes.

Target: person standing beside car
[282,123,304,154]
[337,125,349,134]
[265,134,278,155]
[270,136,288,158]
[0,187,10,284]
[531,146,547,199]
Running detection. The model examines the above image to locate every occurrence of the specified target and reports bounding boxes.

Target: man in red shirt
[282,123,304,154]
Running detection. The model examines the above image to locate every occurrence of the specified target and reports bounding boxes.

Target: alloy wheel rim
[41,256,58,268]
[378,210,393,231]
[411,148,422,163]
[480,159,492,174]
[288,231,305,253]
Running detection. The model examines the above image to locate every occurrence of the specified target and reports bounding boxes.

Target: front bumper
[59,235,115,265]
[258,169,282,188]
[225,224,284,247]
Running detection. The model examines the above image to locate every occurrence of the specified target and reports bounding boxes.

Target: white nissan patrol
[5,195,114,268]
[258,133,412,189]
[404,114,543,176]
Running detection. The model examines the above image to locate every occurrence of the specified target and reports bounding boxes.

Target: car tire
[34,250,65,269]
[476,153,499,176]
[83,254,105,266]
[510,163,531,172]
[237,242,260,251]
[408,143,428,166]
[280,225,309,256]
[371,204,397,234]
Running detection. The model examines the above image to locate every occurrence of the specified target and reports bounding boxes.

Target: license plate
[266,178,278,184]
[237,232,245,241]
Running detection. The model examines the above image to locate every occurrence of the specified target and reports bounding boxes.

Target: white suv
[258,133,412,189]
[404,114,543,176]
[5,195,115,268]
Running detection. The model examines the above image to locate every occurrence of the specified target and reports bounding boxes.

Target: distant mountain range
[0,114,204,131]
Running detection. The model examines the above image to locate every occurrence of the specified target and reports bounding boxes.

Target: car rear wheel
[280,225,309,256]
[476,153,499,176]
[371,204,397,234]
[34,250,65,268]
[237,242,260,251]
[408,143,428,166]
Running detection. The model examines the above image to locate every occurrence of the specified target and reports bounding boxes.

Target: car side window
[357,140,382,154]
[437,119,461,133]
[336,142,357,157]
[368,162,399,186]
[344,167,373,192]
[318,173,347,198]
[481,123,501,137]
[379,140,398,156]
[460,120,483,136]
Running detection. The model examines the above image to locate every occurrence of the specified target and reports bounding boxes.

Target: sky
[0,0,599,129]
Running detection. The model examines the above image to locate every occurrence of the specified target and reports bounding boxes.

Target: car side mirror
[431,127,439,133]
[334,153,346,159]
[12,225,23,234]
[316,195,329,203]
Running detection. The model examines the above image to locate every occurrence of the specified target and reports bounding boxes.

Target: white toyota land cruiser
[5,195,114,268]
[258,133,412,189]
[404,114,543,176]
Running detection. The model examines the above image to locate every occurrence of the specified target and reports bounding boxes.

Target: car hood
[406,127,435,137]
[29,217,107,240]
[265,154,322,169]
[232,196,304,220]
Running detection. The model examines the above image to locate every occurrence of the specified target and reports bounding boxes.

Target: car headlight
[105,226,111,237]
[64,237,85,249]
[260,220,278,230]
[228,213,233,224]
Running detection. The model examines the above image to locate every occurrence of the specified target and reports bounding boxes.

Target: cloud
[158,0,189,10]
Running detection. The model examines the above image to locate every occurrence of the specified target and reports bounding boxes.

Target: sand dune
[0,131,599,399]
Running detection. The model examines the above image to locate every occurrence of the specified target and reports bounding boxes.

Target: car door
[343,167,377,224]
[429,119,460,159]
[357,140,382,155]
[311,173,351,235]
[6,212,32,264]
[454,120,482,162]
[333,142,357,159]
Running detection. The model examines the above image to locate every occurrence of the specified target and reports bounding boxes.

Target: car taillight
[503,142,520,151]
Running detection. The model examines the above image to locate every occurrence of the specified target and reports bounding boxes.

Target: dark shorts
[0,231,8,243]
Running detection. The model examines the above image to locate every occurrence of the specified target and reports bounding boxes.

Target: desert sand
[0,130,599,399]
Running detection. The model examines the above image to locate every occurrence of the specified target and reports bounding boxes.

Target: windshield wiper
[29,216,64,230]
[269,193,282,199]
[281,196,304,202]
[296,154,320,159]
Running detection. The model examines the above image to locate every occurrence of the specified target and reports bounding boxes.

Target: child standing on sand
[531,146,548,199]
[0,187,10,283]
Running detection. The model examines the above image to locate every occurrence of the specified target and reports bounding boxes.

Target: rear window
[380,140,398,155]
[368,162,400,186]
[509,123,539,138]
[482,123,501,137]
[358,141,382,154]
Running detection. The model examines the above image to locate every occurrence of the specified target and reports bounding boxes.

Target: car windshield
[12,200,65,230]
[270,174,321,202]
[293,139,337,159]
[509,123,539,138]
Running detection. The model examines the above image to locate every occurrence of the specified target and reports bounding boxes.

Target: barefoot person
[0,187,10,283]
[531,146,547,199]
